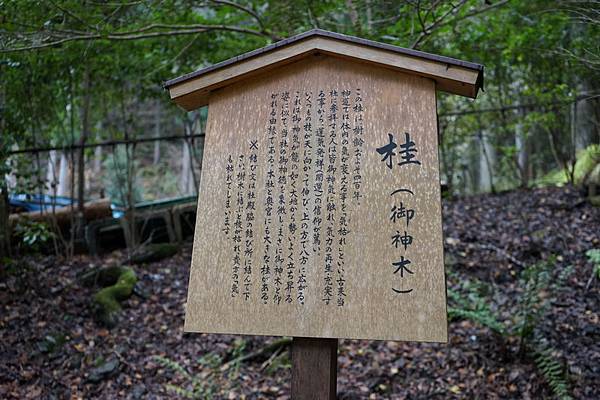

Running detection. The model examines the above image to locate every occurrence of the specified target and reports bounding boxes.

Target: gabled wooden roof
[165,29,484,111]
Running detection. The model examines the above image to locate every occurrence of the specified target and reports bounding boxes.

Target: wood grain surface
[184,55,447,342]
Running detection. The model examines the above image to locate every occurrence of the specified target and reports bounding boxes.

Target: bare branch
[210,0,267,32]
[0,24,275,53]
[410,0,468,49]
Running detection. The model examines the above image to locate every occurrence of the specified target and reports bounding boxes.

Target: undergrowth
[448,257,573,400]
[153,338,246,399]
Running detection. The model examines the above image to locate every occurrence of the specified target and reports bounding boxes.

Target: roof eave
[165,30,484,111]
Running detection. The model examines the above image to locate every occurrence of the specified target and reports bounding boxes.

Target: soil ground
[1,186,599,399]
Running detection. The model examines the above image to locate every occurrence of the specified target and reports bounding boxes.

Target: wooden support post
[291,337,338,400]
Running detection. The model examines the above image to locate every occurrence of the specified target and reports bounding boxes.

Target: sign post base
[291,337,338,399]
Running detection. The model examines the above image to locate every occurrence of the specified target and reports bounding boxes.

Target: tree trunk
[515,114,529,188]
[180,138,192,195]
[46,150,58,195]
[153,103,161,165]
[180,118,195,195]
[57,152,70,197]
[575,80,599,151]
[0,186,10,258]
[478,131,496,193]
[78,70,92,216]
[94,122,103,174]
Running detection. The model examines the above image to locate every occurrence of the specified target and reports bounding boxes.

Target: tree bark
[575,80,599,151]
[153,103,161,165]
[57,152,70,197]
[479,131,496,193]
[0,187,10,258]
[515,111,529,188]
[46,150,58,194]
[78,70,92,216]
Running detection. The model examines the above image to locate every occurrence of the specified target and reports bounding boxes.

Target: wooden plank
[184,56,448,342]
[292,337,338,400]
[168,36,481,110]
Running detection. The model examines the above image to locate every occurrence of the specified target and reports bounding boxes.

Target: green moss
[80,265,127,287]
[589,195,600,208]
[575,144,600,184]
[129,243,179,265]
[93,266,137,327]
[536,145,600,187]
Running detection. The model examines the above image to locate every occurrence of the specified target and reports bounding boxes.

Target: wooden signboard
[165,30,483,344]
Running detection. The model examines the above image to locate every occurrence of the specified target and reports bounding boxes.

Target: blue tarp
[9,194,76,212]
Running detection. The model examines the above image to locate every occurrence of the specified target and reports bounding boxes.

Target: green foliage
[227,338,246,385]
[533,344,572,400]
[13,219,54,252]
[153,338,250,398]
[448,257,572,398]
[103,146,143,206]
[586,249,600,279]
[2,0,599,199]
[535,145,600,187]
[37,332,67,354]
[138,164,179,201]
[264,350,291,375]
[574,145,600,184]
[514,259,555,342]
[447,280,505,334]
[154,353,222,399]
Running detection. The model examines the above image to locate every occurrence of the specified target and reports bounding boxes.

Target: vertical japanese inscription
[243,141,258,300]
[286,92,301,303]
[298,91,312,305]
[223,89,370,306]
[337,90,351,306]
[223,155,234,237]
[323,90,338,305]
[352,89,364,203]
[274,92,290,305]
[261,94,277,304]
[231,154,246,298]
[313,90,326,256]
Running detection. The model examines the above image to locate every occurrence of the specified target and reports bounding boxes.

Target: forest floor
[1,186,599,399]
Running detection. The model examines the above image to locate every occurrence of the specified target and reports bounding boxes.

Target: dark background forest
[1,1,600,399]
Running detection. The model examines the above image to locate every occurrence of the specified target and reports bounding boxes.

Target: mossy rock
[589,195,600,208]
[575,144,600,185]
[586,163,600,197]
[80,265,128,287]
[129,243,179,265]
[93,266,137,328]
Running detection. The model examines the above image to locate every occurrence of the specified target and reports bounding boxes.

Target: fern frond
[532,345,572,400]
[448,306,505,334]
[165,383,196,399]
[153,355,192,380]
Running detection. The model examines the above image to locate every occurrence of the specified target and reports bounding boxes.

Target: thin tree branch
[48,0,99,32]
[410,0,468,49]
[210,0,267,32]
[1,24,274,53]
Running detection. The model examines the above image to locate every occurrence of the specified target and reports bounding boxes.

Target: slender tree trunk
[77,70,92,223]
[153,103,161,165]
[478,132,496,193]
[180,138,192,195]
[180,118,196,195]
[0,78,9,256]
[46,150,58,194]
[94,122,103,174]
[515,111,529,188]
[574,76,599,151]
[57,152,70,197]
[0,184,9,257]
